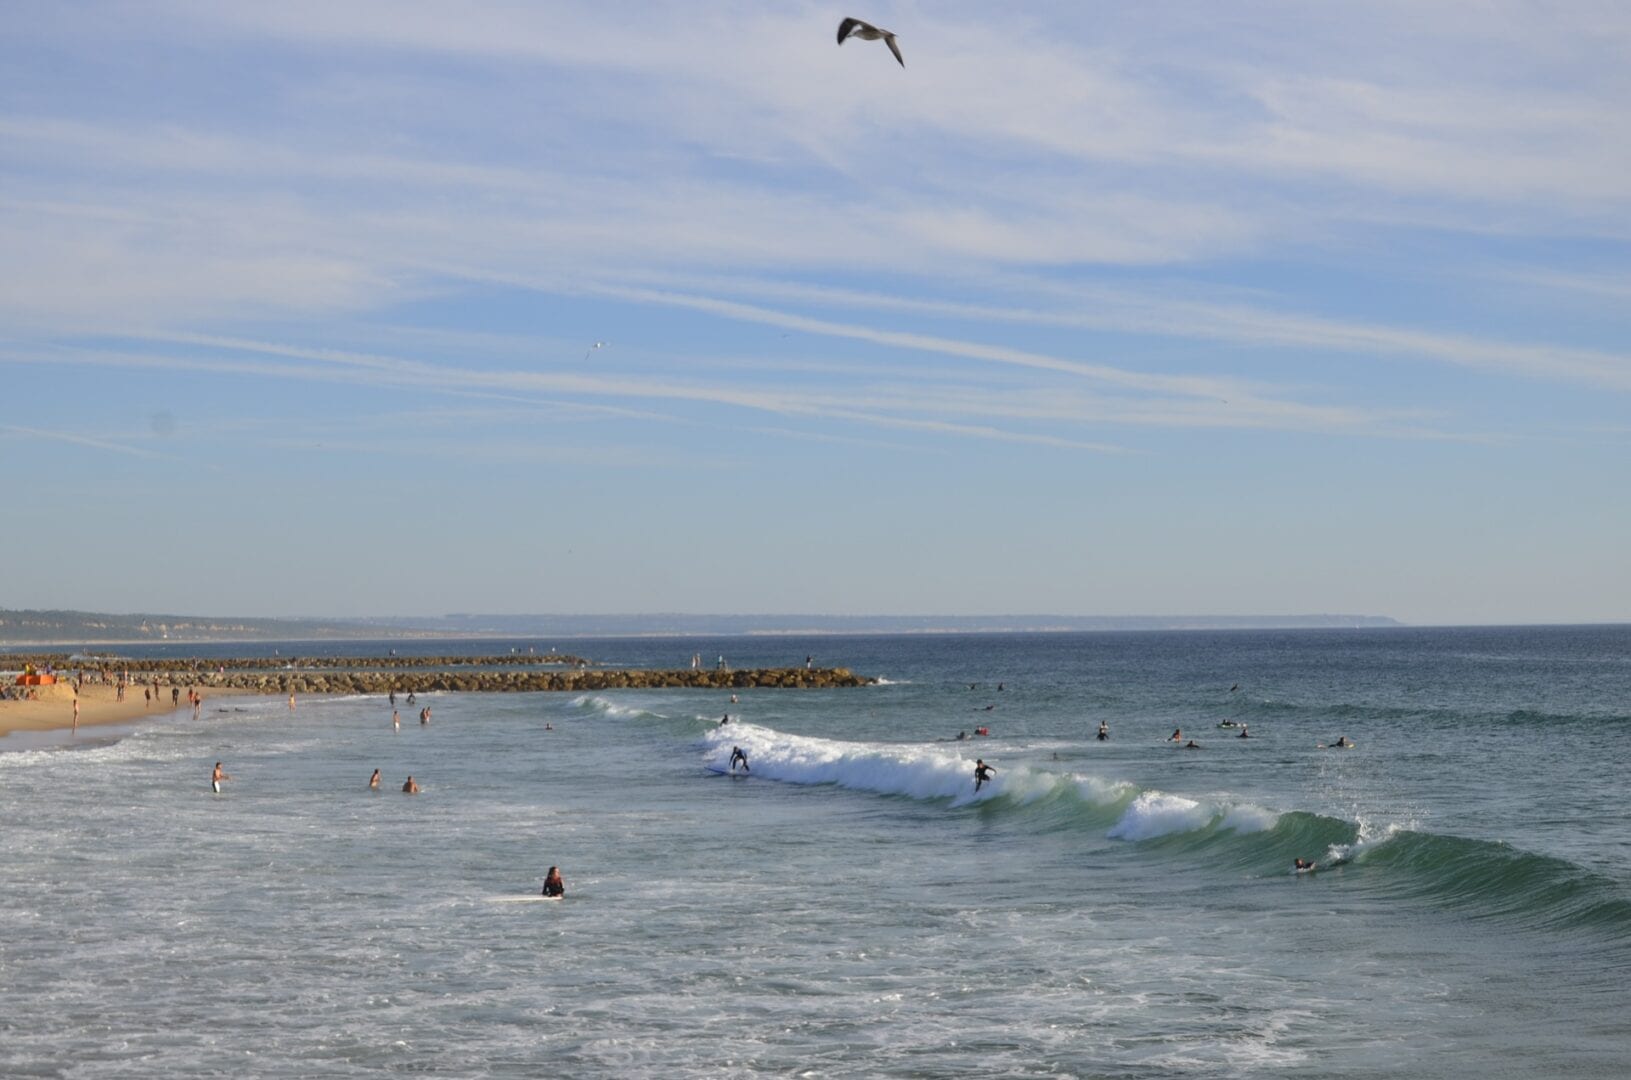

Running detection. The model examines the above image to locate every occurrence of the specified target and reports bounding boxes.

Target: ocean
[2,626,1628,1077]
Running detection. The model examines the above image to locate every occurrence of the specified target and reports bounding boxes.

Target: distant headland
[0,608,1401,645]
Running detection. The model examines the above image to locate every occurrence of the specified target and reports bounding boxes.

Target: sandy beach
[0,679,256,738]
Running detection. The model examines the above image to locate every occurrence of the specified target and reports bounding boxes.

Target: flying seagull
[837,16,903,68]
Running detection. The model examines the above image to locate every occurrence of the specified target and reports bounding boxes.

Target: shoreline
[0,681,257,739]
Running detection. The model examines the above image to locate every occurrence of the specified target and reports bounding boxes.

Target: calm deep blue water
[3,627,1629,1077]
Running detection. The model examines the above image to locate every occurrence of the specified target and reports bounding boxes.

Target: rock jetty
[3,654,873,695]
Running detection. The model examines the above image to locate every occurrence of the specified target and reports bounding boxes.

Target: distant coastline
[0,607,1401,646]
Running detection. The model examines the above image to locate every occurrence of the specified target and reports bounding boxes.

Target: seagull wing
[837,17,865,44]
[884,32,904,67]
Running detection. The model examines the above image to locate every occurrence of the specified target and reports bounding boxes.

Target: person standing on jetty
[211,762,231,794]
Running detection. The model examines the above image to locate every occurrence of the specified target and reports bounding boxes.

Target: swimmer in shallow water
[1184,740,1202,749]
[369,768,381,790]
[211,761,231,794]
[1168,728,1183,743]
[402,776,420,794]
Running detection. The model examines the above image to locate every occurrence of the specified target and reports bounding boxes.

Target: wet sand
[0,680,255,738]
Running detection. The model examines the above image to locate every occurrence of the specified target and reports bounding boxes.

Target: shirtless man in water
[402,776,420,794]
[211,762,231,794]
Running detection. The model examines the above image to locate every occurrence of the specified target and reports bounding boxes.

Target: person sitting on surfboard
[1332,736,1352,748]
[729,746,750,773]
[541,866,565,897]
[1168,728,1182,742]
[973,759,995,792]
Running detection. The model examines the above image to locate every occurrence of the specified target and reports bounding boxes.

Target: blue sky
[2,1,1627,624]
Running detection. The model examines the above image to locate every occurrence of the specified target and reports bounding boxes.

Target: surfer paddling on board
[1294,858,1316,872]
[211,762,231,794]
[729,746,750,773]
[973,759,995,793]
[541,866,565,898]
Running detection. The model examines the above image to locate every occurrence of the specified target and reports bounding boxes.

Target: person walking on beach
[541,866,565,898]
[730,746,750,773]
[72,696,79,733]
[402,776,420,794]
[973,759,995,793]
[211,762,231,794]
[369,769,381,790]
[172,686,180,707]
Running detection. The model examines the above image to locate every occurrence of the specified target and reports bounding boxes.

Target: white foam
[1107,791,1214,841]
[1218,802,1281,834]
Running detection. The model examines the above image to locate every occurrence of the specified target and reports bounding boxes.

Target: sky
[2,1,1628,625]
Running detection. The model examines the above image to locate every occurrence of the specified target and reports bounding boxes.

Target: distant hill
[0,608,1400,644]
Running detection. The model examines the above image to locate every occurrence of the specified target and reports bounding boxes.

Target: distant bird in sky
[583,341,606,363]
[837,16,903,68]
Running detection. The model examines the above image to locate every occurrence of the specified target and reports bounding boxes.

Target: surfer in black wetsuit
[973,759,994,792]
[541,866,565,897]
[1238,725,1250,738]
[1097,721,1109,741]
[729,746,750,773]
[1294,858,1315,871]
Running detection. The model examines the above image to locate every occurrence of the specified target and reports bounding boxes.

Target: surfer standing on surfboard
[729,746,750,773]
[973,759,995,792]
[541,866,565,897]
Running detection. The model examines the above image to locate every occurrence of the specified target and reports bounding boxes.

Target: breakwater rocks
[202,667,871,694]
